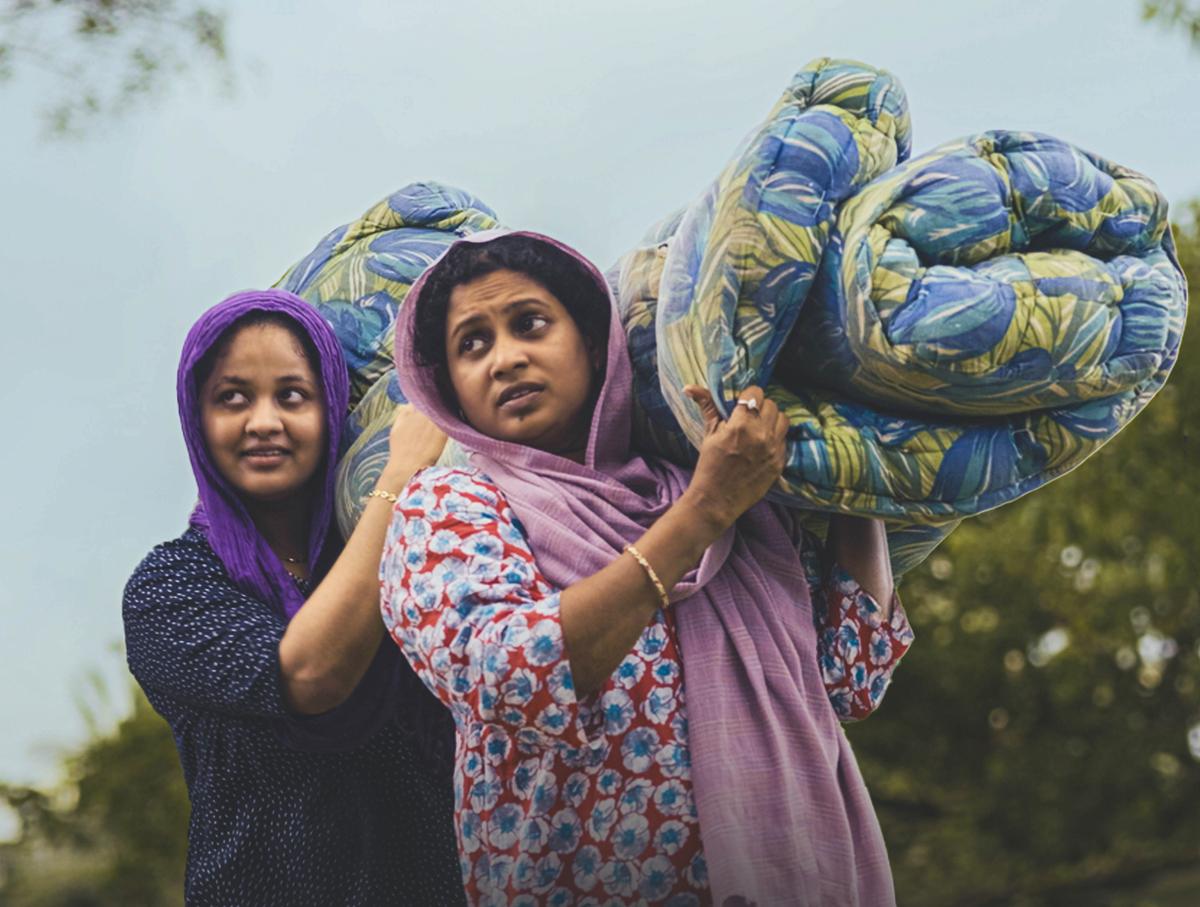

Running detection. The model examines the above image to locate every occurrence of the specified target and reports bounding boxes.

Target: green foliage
[0,0,228,136]
[0,688,187,907]
[1143,1,1200,45]
[849,209,1200,904]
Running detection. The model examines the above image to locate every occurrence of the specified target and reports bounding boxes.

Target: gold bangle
[364,488,400,505]
[623,543,671,609]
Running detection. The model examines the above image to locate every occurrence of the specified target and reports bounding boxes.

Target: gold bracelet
[364,488,400,505]
[623,543,671,609]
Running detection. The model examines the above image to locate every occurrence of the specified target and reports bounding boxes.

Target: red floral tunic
[380,466,913,906]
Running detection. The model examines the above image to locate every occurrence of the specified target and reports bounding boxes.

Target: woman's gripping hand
[681,384,788,531]
[379,404,448,491]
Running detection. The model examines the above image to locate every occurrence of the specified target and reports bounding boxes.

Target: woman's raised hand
[380,404,448,490]
[681,384,788,530]
[281,403,448,713]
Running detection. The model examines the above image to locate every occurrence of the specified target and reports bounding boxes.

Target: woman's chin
[233,475,309,507]
[490,423,567,454]
[469,405,589,457]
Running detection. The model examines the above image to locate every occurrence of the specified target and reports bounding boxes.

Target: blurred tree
[850,211,1200,905]
[0,687,187,906]
[0,0,228,135]
[1143,1,1200,45]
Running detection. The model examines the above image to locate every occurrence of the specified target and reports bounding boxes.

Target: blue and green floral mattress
[275,58,1187,574]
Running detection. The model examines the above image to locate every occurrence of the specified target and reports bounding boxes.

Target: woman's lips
[241,448,290,467]
[497,385,544,413]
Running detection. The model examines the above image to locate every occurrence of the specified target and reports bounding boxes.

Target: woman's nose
[245,399,284,435]
[489,333,530,378]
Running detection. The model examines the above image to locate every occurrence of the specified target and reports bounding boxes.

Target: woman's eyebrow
[502,297,547,311]
[214,374,312,384]
[448,312,486,340]
[449,297,548,338]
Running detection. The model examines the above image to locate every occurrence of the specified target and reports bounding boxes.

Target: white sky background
[1,0,1198,795]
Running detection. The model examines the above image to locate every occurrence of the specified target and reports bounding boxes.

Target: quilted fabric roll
[771,131,1187,522]
[619,75,1185,572]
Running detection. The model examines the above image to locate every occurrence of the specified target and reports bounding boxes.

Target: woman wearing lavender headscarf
[380,232,916,906]
[122,290,464,905]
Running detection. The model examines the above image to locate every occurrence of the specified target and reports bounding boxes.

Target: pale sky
[2,0,1197,795]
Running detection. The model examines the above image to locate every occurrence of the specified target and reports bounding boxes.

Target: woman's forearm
[826,514,894,613]
[559,490,726,697]
[277,464,421,714]
[560,384,788,697]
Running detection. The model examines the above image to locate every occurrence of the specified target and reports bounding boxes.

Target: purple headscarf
[395,231,896,906]
[177,289,348,619]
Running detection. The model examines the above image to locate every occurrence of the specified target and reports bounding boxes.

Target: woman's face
[445,268,597,456]
[199,323,327,505]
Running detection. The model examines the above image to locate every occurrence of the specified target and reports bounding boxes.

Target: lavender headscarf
[395,232,896,905]
[177,289,449,757]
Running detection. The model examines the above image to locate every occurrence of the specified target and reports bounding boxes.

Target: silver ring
[735,397,760,412]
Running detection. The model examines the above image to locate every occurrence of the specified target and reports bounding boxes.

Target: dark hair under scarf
[411,234,611,409]
[177,289,347,620]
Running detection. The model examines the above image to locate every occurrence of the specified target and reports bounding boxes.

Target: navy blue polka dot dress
[123,527,466,906]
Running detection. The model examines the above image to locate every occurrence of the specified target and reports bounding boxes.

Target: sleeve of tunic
[380,466,595,752]
[799,531,915,722]
[123,531,289,719]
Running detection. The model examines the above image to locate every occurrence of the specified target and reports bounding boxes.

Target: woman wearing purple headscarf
[123,290,464,905]
[380,233,916,906]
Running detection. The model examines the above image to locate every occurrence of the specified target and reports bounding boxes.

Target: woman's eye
[517,314,549,333]
[459,335,486,355]
[218,390,247,406]
[280,388,308,405]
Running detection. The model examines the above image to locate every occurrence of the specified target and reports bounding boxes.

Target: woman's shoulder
[396,466,534,545]
[131,526,219,573]
[403,465,507,511]
[124,527,230,609]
